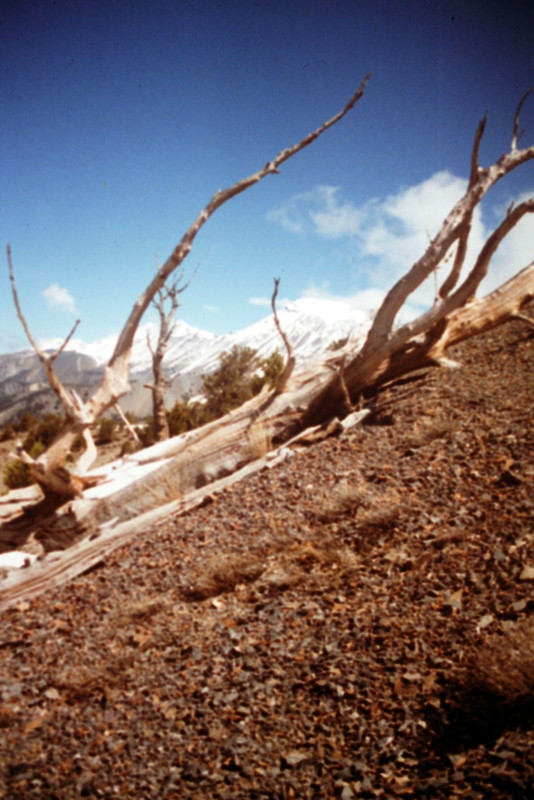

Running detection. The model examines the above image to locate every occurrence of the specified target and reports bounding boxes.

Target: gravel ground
[0,317,533,799]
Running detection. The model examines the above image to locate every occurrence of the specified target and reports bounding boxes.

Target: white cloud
[309,187,363,238]
[43,283,78,314]
[266,185,362,236]
[248,296,272,307]
[249,294,291,309]
[302,285,385,317]
[202,304,220,313]
[269,171,533,312]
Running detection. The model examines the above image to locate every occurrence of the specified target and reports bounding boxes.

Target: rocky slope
[0,317,532,799]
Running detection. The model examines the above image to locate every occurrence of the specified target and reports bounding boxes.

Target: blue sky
[1,0,533,352]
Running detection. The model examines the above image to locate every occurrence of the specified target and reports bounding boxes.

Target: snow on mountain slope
[38,298,369,378]
[39,319,216,373]
[0,299,371,421]
[179,299,370,377]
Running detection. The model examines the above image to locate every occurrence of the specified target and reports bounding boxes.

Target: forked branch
[361,95,534,352]
[7,244,83,423]
[512,87,534,150]
[103,74,371,380]
[270,277,295,392]
[145,276,189,441]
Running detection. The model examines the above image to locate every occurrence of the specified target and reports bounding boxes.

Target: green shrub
[165,347,286,439]
[23,413,64,452]
[252,349,285,393]
[2,439,46,490]
[0,424,15,442]
[166,399,209,437]
[201,345,285,419]
[201,345,260,419]
[138,422,156,449]
[120,439,142,457]
[95,416,117,445]
[3,458,33,490]
[14,411,39,433]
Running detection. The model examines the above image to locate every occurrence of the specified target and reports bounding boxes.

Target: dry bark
[6,74,370,496]
[3,82,533,562]
[144,279,188,441]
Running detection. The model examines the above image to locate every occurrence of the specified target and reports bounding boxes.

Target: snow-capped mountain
[0,299,370,422]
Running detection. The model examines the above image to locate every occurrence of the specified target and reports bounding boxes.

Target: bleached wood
[3,79,533,538]
[270,277,295,392]
[84,74,371,424]
[5,75,371,499]
[146,281,184,440]
[114,403,141,444]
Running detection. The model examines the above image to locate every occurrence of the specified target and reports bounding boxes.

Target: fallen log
[0,409,369,611]
[1,83,533,606]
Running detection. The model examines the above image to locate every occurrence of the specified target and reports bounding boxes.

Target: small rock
[476,613,494,631]
[519,565,534,581]
[283,750,310,767]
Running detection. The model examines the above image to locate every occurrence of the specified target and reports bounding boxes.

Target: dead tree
[6,74,370,498]
[301,91,534,426]
[144,277,189,442]
[4,79,533,524]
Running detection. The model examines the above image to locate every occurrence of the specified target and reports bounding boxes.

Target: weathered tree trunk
[3,81,533,570]
[2,271,532,560]
[145,279,189,441]
[302,263,534,427]
[146,346,171,442]
[6,75,370,495]
[149,382,170,441]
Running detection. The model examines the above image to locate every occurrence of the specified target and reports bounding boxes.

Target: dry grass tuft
[114,595,169,624]
[180,554,265,601]
[315,478,400,532]
[357,502,399,531]
[246,420,272,460]
[53,658,133,703]
[283,538,358,573]
[404,417,451,450]
[315,478,370,522]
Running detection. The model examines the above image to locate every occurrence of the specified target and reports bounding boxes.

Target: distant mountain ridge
[0,299,370,423]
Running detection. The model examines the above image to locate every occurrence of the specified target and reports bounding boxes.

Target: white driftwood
[0,411,370,612]
[2,83,533,578]
[5,74,371,499]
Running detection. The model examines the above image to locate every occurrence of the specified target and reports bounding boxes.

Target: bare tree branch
[512,86,534,150]
[7,245,84,428]
[510,311,534,328]
[75,429,98,475]
[146,277,186,440]
[114,403,141,444]
[49,317,82,362]
[360,136,534,351]
[270,277,295,392]
[100,74,371,389]
[469,114,488,188]
[438,226,470,299]
[450,199,534,305]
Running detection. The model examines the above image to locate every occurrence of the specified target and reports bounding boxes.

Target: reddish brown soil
[0,318,533,799]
